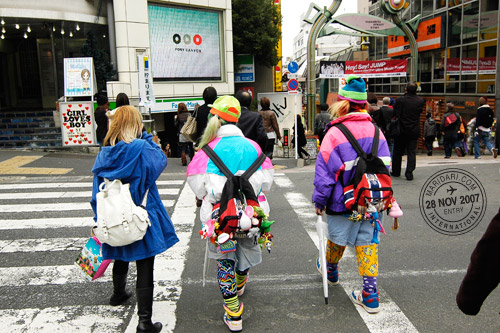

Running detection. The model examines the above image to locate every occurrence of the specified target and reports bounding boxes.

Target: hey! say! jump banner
[60,102,97,146]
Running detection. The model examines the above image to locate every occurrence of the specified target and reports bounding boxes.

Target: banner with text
[320,59,407,78]
[446,57,496,75]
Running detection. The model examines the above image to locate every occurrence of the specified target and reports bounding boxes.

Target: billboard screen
[148,4,222,81]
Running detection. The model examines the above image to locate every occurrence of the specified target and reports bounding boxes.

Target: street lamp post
[306,0,342,132]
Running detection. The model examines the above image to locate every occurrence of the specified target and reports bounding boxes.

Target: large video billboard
[148,4,222,81]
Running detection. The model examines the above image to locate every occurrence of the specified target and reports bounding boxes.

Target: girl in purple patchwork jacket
[313,75,391,314]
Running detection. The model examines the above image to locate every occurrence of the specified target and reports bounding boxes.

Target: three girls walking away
[91,105,179,333]
[313,75,391,314]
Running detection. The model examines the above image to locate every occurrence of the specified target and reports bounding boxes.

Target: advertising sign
[446,57,496,75]
[235,54,255,83]
[59,102,96,146]
[345,59,407,77]
[319,61,346,78]
[150,98,204,113]
[137,54,155,107]
[63,57,94,97]
[257,92,301,138]
[387,16,443,57]
[148,4,222,80]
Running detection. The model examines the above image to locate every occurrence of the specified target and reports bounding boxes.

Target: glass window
[423,0,434,16]
[433,83,445,93]
[446,81,459,93]
[461,44,477,80]
[449,0,462,8]
[448,6,462,46]
[462,1,479,44]
[477,81,495,94]
[461,81,476,94]
[375,37,384,59]
[436,0,446,10]
[446,46,461,78]
[420,83,432,93]
[391,84,401,94]
[420,52,433,82]
[411,1,422,18]
[479,0,498,41]
[433,50,445,80]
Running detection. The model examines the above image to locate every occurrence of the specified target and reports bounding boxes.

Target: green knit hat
[338,75,367,104]
[209,95,241,123]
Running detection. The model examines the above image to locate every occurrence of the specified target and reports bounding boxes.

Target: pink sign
[446,57,496,75]
[344,59,407,78]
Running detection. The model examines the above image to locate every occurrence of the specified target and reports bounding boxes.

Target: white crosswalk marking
[0,177,195,333]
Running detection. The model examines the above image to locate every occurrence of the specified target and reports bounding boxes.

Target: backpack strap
[334,123,380,158]
[202,145,233,178]
[242,153,266,180]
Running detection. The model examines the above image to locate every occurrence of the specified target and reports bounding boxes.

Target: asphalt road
[0,149,499,332]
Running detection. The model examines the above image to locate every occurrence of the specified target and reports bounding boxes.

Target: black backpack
[202,145,266,235]
[334,123,393,214]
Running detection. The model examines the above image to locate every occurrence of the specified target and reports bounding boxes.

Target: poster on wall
[257,92,302,138]
[235,54,255,83]
[148,4,222,80]
[63,57,95,97]
[319,61,346,78]
[59,102,96,146]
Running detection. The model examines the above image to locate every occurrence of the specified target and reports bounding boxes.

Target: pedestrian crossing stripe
[0,178,197,332]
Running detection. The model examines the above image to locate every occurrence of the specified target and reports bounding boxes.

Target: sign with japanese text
[320,59,407,78]
[235,54,255,83]
[387,16,443,57]
[446,57,496,75]
[63,57,95,97]
[59,102,96,146]
[137,54,155,107]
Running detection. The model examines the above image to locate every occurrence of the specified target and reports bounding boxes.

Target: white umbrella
[316,215,329,304]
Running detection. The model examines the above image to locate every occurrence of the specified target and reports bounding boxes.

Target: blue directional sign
[288,61,299,74]
[287,79,299,91]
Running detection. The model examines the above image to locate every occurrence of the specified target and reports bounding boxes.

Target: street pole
[495,6,500,148]
[306,1,342,132]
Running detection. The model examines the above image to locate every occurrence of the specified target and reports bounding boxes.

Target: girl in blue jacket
[91,105,179,333]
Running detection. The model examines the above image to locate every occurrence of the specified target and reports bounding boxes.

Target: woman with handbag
[90,105,179,333]
[186,96,274,331]
[175,103,194,166]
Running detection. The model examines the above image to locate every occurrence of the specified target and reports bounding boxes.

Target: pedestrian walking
[107,92,130,124]
[236,90,267,150]
[293,114,310,159]
[312,74,391,314]
[423,113,438,156]
[94,92,110,148]
[473,97,497,159]
[314,103,331,144]
[367,93,385,130]
[195,86,217,145]
[391,83,425,181]
[186,96,274,332]
[440,103,462,158]
[175,103,194,166]
[90,105,179,333]
[258,96,281,159]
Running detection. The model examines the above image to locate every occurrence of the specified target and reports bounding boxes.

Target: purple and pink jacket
[313,112,391,213]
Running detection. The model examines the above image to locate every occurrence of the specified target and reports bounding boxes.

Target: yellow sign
[274,0,282,92]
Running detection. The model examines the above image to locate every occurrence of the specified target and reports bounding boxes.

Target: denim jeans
[473,129,493,158]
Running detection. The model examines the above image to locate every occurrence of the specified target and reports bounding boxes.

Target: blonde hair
[330,99,367,118]
[198,114,229,148]
[103,105,143,146]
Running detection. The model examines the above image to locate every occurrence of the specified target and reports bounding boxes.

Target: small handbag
[180,109,198,142]
[74,236,111,281]
[93,178,150,247]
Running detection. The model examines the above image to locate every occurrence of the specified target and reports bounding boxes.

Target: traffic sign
[288,61,299,74]
[287,79,298,91]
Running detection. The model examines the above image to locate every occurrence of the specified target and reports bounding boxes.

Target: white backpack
[94,178,150,247]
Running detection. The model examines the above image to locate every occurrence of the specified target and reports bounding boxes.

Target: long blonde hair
[198,114,230,148]
[103,105,143,146]
[330,99,367,118]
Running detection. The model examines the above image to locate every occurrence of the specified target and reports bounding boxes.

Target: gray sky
[281,0,358,59]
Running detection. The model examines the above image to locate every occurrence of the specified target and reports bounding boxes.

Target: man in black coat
[195,86,217,145]
[235,90,267,150]
[391,83,425,181]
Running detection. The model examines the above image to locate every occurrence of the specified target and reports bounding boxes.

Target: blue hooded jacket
[90,131,179,261]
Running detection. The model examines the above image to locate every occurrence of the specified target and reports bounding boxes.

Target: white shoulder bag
[94,178,150,247]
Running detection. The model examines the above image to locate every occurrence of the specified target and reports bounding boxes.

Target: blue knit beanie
[338,75,367,104]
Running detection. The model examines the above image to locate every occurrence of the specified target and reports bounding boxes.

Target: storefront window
[436,0,447,10]
[446,81,459,93]
[420,83,432,93]
[433,50,445,80]
[461,44,477,80]
[446,46,461,78]
[423,0,434,16]
[419,52,432,82]
[478,42,496,81]
[462,1,479,44]
[375,37,384,59]
[447,6,462,46]
[477,81,495,94]
[461,81,476,94]
[433,83,445,93]
[449,0,462,7]
[479,0,498,41]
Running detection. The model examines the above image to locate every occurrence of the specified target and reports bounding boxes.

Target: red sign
[388,16,442,57]
[344,59,407,77]
[446,57,496,75]
[287,79,299,91]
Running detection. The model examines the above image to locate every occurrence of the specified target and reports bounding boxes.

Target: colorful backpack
[334,123,393,215]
